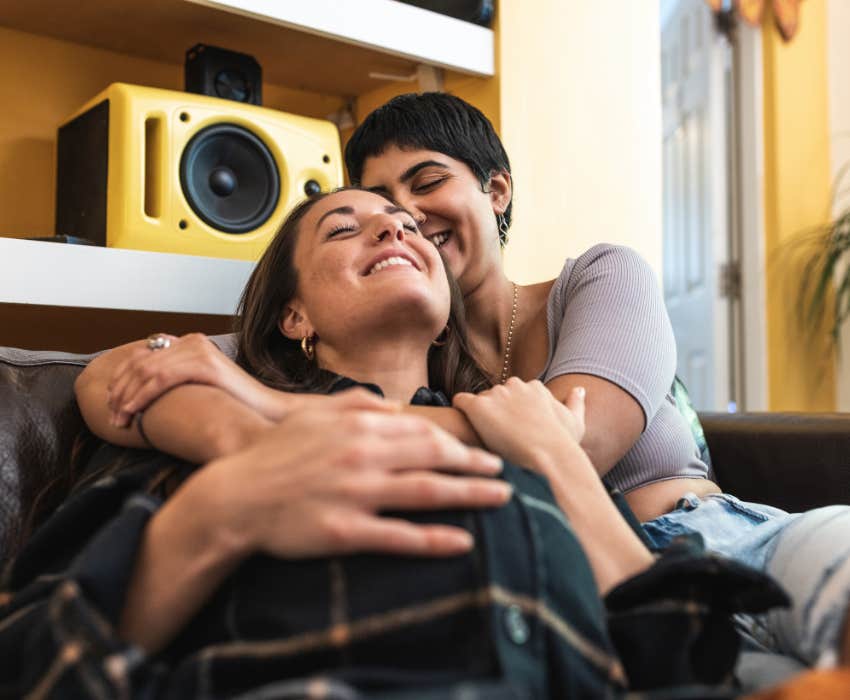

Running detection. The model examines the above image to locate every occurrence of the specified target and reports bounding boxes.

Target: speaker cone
[180,124,280,233]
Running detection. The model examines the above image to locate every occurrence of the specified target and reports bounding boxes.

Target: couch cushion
[0,335,238,564]
[0,348,96,563]
[700,412,850,511]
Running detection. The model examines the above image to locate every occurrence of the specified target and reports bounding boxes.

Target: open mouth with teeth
[367,256,417,276]
[427,230,451,248]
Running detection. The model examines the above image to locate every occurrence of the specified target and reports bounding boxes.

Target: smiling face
[280,189,451,352]
[359,147,511,296]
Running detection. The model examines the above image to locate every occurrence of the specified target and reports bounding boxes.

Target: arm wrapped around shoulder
[545,244,677,426]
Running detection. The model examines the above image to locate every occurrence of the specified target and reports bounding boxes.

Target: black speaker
[185,44,262,106]
[396,0,494,26]
[55,98,109,245]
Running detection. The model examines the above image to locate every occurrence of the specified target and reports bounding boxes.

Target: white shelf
[0,0,494,319]
[185,0,495,76]
[0,0,494,96]
[0,239,254,315]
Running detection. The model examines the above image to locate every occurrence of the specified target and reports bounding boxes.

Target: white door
[661,0,733,411]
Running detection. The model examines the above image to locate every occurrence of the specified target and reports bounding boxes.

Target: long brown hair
[5,191,490,570]
[235,188,491,397]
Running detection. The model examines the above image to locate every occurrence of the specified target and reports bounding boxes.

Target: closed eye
[403,222,419,235]
[412,177,446,194]
[326,224,357,239]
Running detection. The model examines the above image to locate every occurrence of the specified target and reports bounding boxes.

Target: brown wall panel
[0,303,234,354]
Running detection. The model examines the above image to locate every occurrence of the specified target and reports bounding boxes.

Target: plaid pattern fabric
[0,384,785,698]
[1,449,624,699]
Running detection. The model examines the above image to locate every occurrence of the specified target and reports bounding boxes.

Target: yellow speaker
[55,83,342,260]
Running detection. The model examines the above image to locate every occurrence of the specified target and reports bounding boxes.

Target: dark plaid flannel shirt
[0,382,786,699]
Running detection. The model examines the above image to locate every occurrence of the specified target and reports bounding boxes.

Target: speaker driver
[180,124,280,234]
[214,69,254,103]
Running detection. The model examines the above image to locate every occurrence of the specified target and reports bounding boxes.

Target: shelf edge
[184,0,495,76]
[0,238,254,315]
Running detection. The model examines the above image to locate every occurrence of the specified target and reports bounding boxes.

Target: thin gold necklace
[500,282,519,384]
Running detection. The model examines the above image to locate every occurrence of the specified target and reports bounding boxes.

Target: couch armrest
[699,412,850,512]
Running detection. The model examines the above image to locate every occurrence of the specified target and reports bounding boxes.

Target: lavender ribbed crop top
[538,244,711,494]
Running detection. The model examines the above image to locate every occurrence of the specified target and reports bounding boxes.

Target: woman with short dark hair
[343,93,850,671]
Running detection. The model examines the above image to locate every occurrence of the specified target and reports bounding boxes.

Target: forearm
[143,386,273,462]
[78,370,273,462]
[76,340,156,446]
[119,468,247,654]
[532,447,653,594]
[403,405,482,446]
[75,334,298,428]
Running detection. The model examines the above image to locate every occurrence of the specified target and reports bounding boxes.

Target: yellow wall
[498,0,663,283]
[762,1,835,410]
[0,26,344,239]
[354,0,663,285]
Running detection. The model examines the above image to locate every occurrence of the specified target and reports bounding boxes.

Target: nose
[373,217,406,243]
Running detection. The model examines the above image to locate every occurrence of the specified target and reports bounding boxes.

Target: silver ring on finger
[146,334,171,351]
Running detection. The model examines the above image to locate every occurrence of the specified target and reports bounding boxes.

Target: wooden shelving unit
[0,0,494,348]
[0,0,493,98]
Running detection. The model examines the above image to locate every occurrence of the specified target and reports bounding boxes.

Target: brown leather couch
[3,345,850,565]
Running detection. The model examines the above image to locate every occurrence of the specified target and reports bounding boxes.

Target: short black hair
[344,92,513,244]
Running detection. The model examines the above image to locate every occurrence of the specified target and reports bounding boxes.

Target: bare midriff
[624,477,723,524]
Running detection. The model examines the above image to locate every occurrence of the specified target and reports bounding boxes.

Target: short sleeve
[209,333,238,360]
[541,245,676,426]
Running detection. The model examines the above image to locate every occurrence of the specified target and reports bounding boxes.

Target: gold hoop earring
[431,325,450,347]
[301,334,316,361]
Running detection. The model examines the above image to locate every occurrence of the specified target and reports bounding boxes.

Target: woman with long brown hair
[1,187,689,698]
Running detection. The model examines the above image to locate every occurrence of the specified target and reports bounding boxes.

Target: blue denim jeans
[642,493,850,667]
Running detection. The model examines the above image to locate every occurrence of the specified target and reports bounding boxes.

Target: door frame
[661,0,732,411]
[828,0,850,410]
[732,23,768,411]
[659,2,767,411]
